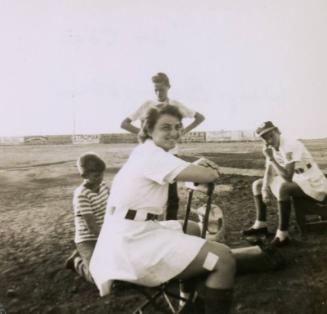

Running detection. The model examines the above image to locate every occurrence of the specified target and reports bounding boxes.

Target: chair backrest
[183,182,215,238]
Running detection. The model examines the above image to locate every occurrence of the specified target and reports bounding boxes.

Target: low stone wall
[47,135,73,145]
[181,132,206,143]
[2,130,258,145]
[100,133,138,144]
[72,134,100,144]
[23,135,73,145]
[24,136,49,145]
[0,137,24,145]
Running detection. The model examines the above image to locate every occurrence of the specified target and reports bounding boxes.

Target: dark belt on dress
[294,163,312,174]
[124,209,159,221]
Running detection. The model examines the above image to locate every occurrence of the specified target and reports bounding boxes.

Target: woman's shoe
[64,250,79,270]
[241,227,268,237]
[260,244,286,270]
[271,237,290,248]
[179,295,205,314]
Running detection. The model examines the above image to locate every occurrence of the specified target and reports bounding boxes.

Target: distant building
[0,130,258,145]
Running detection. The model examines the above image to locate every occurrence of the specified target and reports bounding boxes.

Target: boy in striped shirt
[65,152,109,282]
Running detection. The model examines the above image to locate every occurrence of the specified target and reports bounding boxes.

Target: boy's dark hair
[138,104,183,143]
[77,152,106,177]
[152,72,170,87]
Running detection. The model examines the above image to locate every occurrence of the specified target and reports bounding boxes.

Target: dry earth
[0,140,327,313]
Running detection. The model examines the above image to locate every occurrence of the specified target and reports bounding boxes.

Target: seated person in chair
[90,105,235,314]
[242,121,327,247]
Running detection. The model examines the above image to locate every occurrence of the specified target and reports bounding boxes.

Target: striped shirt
[73,182,110,243]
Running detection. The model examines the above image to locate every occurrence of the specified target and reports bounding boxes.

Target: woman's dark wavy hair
[138,104,183,143]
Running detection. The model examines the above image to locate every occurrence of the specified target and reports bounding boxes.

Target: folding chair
[130,183,215,314]
[183,182,215,238]
[293,195,327,233]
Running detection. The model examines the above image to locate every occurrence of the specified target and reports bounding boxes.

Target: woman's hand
[193,157,220,175]
[176,158,220,183]
[263,146,274,161]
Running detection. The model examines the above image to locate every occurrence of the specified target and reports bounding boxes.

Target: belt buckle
[125,209,137,220]
[146,213,158,221]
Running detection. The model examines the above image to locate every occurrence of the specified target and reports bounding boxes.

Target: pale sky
[0,0,326,139]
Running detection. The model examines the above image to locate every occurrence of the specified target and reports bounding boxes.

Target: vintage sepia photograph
[1,1,327,313]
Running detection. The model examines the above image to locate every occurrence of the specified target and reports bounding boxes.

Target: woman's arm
[263,146,295,181]
[270,159,295,181]
[261,161,273,204]
[175,158,219,183]
[262,161,273,191]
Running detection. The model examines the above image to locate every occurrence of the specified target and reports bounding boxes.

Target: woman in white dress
[242,121,327,247]
[90,105,235,314]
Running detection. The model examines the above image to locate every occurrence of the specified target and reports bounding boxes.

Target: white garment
[268,136,327,201]
[107,140,190,214]
[90,140,206,296]
[128,99,195,155]
[128,99,195,122]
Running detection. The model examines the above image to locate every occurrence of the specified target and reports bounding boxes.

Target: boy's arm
[120,117,140,134]
[76,193,102,237]
[182,112,205,134]
[121,102,148,134]
[82,214,101,236]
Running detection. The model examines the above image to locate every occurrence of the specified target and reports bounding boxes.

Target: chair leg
[163,292,178,313]
[131,288,167,314]
[131,284,184,314]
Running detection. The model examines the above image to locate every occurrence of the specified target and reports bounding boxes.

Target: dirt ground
[1,140,327,314]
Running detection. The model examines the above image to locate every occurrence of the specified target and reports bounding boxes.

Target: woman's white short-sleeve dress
[268,136,327,201]
[90,140,206,296]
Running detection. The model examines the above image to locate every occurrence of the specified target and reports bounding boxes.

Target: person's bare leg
[272,181,306,246]
[177,241,236,314]
[242,179,268,236]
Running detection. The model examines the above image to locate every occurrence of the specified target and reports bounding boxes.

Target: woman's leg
[252,178,268,222]
[272,181,306,245]
[242,178,268,236]
[74,240,97,283]
[178,220,202,302]
[181,220,201,237]
[177,241,235,288]
[177,241,236,314]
